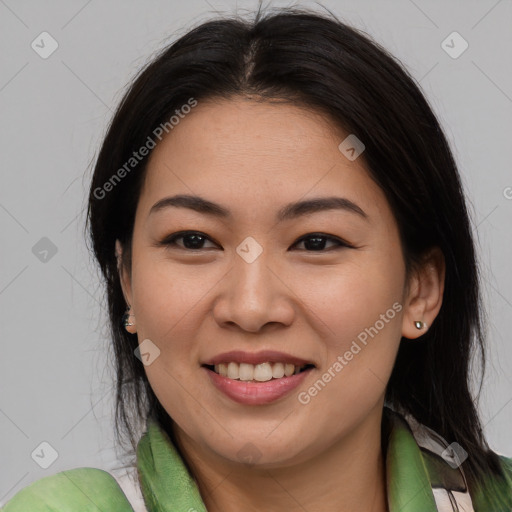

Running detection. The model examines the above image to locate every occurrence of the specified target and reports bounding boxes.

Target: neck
[172,404,389,512]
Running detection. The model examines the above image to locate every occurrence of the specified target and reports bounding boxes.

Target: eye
[159,231,219,251]
[158,231,353,252]
[292,233,352,251]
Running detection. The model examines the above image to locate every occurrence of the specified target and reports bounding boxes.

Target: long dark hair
[85,5,507,500]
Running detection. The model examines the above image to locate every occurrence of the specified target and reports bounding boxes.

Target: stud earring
[414,320,427,330]
[122,306,136,332]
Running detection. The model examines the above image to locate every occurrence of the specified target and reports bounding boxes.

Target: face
[117,97,436,468]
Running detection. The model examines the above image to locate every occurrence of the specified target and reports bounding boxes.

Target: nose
[212,249,295,333]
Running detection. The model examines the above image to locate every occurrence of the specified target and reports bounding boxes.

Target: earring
[414,320,427,330]
[122,306,136,333]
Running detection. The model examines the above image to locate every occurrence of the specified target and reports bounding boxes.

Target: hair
[85,4,507,502]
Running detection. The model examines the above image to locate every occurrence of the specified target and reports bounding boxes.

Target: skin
[116,96,445,512]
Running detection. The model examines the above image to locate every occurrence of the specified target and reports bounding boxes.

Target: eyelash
[158,230,354,252]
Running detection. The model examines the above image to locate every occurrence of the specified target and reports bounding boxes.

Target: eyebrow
[149,194,368,222]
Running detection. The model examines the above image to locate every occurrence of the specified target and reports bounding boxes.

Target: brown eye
[158,231,353,252]
[160,231,218,250]
[292,233,352,251]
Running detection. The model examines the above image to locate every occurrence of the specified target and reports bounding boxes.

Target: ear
[401,246,445,340]
[115,239,133,308]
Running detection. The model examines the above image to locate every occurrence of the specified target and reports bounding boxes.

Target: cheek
[295,251,405,407]
[131,245,213,325]
[296,256,404,344]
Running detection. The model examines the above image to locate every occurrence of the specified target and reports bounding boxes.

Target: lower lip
[203,366,313,405]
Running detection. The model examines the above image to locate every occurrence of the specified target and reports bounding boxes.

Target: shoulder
[498,454,512,485]
[1,467,135,511]
[472,454,512,510]
[499,454,512,471]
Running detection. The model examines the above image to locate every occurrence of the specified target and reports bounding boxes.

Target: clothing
[2,407,511,511]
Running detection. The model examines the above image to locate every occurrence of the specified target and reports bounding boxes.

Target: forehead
[138,97,389,222]
[148,97,346,171]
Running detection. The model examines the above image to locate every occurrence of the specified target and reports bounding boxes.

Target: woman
[3,6,511,512]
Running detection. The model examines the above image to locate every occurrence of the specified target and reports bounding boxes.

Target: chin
[207,432,313,469]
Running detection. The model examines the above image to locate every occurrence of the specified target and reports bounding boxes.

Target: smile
[204,362,314,382]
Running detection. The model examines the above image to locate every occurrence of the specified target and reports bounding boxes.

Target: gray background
[0,0,511,504]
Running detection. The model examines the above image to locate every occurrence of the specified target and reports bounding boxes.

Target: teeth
[212,361,309,381]
[239,363,254,381]
[254,363,273,381]
[272,362,285,379]
[285,363,295,377]
[227,362,239,379]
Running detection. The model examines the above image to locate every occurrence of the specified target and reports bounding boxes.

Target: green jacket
[2,407,511,511]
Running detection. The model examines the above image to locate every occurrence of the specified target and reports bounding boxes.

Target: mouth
[202,362,316,382]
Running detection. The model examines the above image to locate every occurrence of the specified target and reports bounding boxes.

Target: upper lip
[201,350,316,367]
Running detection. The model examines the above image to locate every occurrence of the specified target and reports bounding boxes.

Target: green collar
[383,408,439,510]
[3,409,510,511]
[135,407,471,511]
[136,418,208,512]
